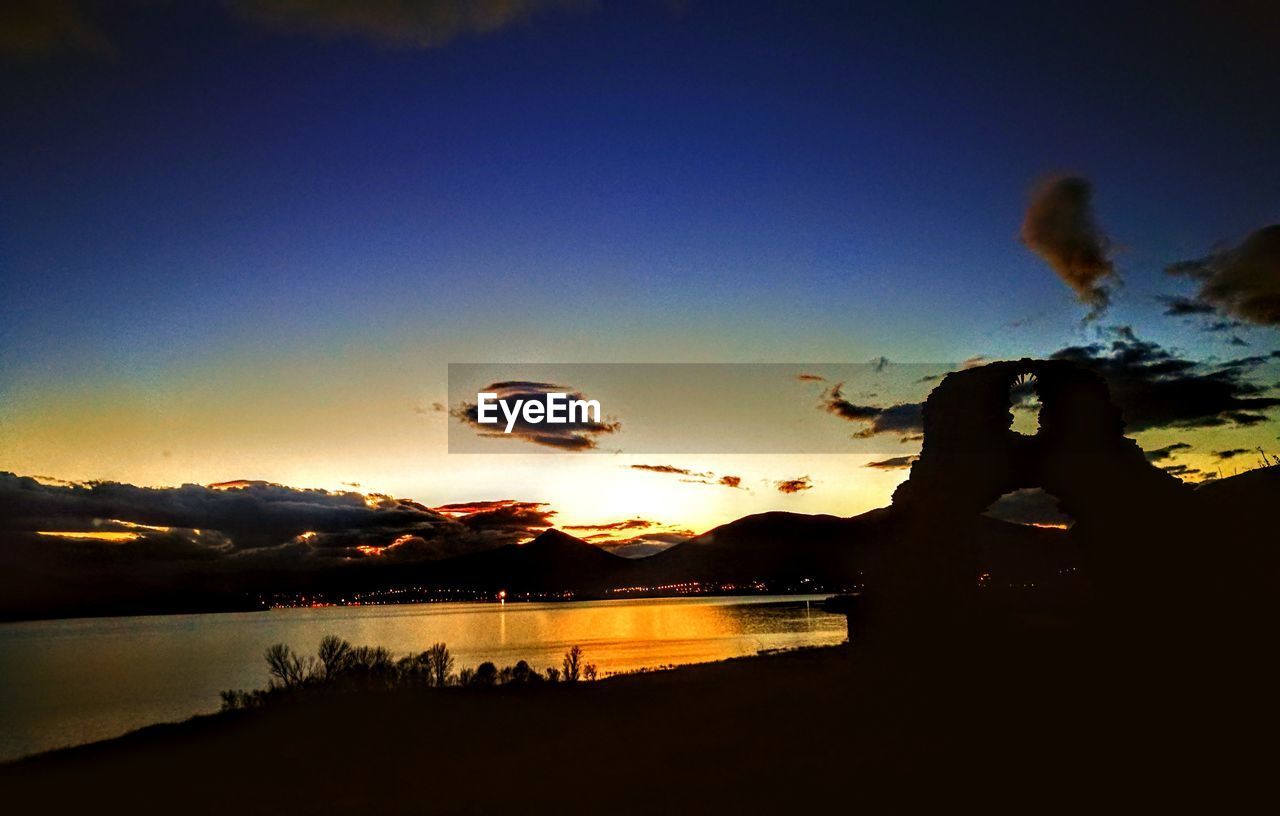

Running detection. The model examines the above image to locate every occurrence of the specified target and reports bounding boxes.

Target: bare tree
[264,643,310,689]
[562,645,583,683]
[425,642,454,687]
[317,635,352,680]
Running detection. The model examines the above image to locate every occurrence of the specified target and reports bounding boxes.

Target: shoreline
[5,630,1272,812]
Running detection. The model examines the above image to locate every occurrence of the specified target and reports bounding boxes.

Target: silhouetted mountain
[1195,464,1278,511]
[635,511,879,585]
[627,507,1070,589]
[418,528,629,593]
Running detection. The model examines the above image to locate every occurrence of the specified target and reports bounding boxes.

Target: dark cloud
[452,381,620,450]
[1214,448,1252,460]
[598,531,692,559]
[229,0,586,50]
[563,519,656,533]
[431,499,554,535]
[1161,464,1205,481]
[629,464,706,477]
[1206,320,1241,333]
[774,476,813,494]
[0,472,550,567]
[1021,176,1117,319]
[820,383,925,439]
[630,465,744,489]
[1167,225,1280,327]
[0,472,564,617]
[983,488,1073,528]
[1051,328,1280,432]
[1144,442,1191,463]
[865,455,918,470]
[1159,295,1217,317]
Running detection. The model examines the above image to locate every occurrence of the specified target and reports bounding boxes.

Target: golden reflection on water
[0,596,844,761]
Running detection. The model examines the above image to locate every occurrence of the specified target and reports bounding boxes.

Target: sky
[1,0,1278,551]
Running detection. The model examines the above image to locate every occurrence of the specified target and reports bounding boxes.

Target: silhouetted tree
[264,643,312,689]
[425,642,454,687]
[545,667,561,683]
[471,661,498,687]
[317,635,352,680]
[562,645,583,683]
[511,660,535,685]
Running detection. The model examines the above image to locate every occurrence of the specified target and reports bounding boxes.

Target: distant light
[498,590,507,601]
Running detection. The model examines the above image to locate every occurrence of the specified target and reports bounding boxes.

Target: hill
[411,528,630,594]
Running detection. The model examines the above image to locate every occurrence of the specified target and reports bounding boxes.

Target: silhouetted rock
[869,358,1270,645]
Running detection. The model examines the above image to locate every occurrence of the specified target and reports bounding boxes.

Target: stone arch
[865,359,1200,640]
[890,358,1187,530]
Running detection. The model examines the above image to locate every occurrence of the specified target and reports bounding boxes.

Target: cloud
[1161,463,1205,481]
[1144,442,1191,463]
[629,464,706,477]
[774,476,812,494]
[1050,327,1280,432]
[0,472,571,617]
[0,0,113,60]
[0,471,552,566]
[452,381,620,450]
[559,518,692,558]
[1159,295,1217,317]
[983,488,1073,528]
[597,530,692,559]
[1167,225,1280,327]
[629,464,745,489]
[1214,448,1252,460]
[865,455,917,470]
[563,519,656,532]
[1021,176,1117,319]
[229,0,586,50]
[820,383,924,439]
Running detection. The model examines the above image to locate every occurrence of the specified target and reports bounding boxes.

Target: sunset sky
[2,1,1278,547]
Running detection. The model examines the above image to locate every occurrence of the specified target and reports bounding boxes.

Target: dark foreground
[2,630,1275,814]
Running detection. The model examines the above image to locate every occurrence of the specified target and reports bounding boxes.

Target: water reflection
[0,595,843,761]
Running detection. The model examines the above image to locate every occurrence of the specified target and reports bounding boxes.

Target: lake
[0,595,844,762]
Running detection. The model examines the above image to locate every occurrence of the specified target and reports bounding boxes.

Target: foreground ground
[1,629,1275,813]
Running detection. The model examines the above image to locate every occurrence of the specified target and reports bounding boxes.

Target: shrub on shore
[221,637,596,710]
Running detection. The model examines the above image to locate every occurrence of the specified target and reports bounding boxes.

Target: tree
[425,642,454,687]
[264,643,311,689]
[471,661,498,687]
[317,635,352,680]
[562,645,583,683]
[511,660,534,685]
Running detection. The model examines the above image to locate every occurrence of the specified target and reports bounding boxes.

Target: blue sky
[1,1,1277,527]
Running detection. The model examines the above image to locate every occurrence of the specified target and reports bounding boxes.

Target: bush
[218,637,598,709]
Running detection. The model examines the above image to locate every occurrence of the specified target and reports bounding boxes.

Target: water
[0,595,843,762]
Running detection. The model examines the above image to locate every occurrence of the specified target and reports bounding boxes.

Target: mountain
[634,510,886,586]
[629,507,1073,589]
[1195,465,1278,518]
[420,528,630,593]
